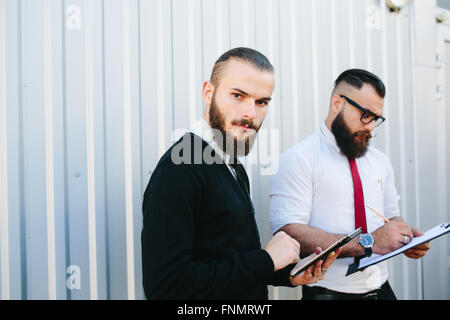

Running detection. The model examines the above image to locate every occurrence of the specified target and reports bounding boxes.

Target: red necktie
[348,158,367,233]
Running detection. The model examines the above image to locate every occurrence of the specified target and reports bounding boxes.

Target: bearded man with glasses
[269,69,430,300]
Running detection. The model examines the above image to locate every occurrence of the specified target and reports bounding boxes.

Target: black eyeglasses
[339,95,386,128]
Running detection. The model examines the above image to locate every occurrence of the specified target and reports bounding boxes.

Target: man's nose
[242,100,257,119]
[364,120,376,131]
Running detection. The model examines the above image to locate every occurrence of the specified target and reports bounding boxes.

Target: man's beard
[331,112,372,159]
[208,92,259,158]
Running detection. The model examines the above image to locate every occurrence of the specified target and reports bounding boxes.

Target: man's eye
[232,93,241,98]
[257,100,268,106]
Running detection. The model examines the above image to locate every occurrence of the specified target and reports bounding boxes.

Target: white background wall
[0,0,448,300]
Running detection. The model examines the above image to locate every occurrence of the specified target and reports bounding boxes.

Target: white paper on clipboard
[346,223,450,276]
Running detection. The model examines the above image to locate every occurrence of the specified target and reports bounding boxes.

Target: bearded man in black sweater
[141,47,341,299]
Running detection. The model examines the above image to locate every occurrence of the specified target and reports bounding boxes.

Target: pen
[366,205,390,223]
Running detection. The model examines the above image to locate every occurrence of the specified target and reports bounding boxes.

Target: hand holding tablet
[290,228,362,278]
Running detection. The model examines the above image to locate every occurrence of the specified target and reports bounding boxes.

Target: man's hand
[403,227,430,259]
[372,219,413,255]
[290,247,342,286]
[264,231,300,271]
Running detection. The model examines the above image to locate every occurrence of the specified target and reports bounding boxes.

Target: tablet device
[289,227,362,278]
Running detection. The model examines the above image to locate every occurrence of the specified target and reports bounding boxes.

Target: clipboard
[346,222,450,276]
[290,227,362,278]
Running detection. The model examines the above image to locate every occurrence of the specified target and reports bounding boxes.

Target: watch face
[359,234,374,248]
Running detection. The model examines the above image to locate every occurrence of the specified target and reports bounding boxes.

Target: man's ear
[202,81,215,106]
[330,94,343,114]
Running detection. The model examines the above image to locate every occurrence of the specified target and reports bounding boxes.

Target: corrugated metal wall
[0,0,448,300]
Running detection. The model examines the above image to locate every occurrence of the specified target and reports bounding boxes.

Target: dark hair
[210,47,274,87]
[334,69,385,98]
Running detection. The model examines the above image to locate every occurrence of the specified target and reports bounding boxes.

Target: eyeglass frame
[339,95,386,127]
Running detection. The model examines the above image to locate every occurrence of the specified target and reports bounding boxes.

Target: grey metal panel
[278,0,303,150]
[415,64,442,299]
[64,0,91,300]
[229,0,256,48]
[103,0,128,299]
[126,0,144,300]
[314,0,335,126]
[1,0,448,300]
[445,40,450,291]
[87,0,108,301]
[172,0,203,132]
[427,22,450,300]
[380,5,423,299]
[139,0,175,299]
[48,0,69,300]
[437,0,450,10]
[2,0,25,300]
[414,0,437,66]
[253,0,285,299]
[21,0,52,299]
[201,0,231,86]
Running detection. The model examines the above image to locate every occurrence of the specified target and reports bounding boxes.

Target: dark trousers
[302,281,397,300]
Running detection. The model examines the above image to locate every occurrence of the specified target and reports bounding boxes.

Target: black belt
[302,281,391,300]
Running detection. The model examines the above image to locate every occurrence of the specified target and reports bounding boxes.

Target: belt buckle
[363,292,378,300]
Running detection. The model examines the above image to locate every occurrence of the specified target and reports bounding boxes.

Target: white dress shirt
[269,121,400,294]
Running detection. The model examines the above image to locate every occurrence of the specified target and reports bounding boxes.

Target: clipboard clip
[346,257,368,276]
[346,261,358,276]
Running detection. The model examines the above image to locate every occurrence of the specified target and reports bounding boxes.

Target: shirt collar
[191,118,234,165]
[319,121,341,154]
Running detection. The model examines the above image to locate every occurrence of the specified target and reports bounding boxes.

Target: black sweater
[141,133,294,299]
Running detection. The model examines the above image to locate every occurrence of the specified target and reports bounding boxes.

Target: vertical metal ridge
[380,0,392,156]
[267,0,276,133]
[156,0,166,157]
[394,12,409,299]
[84,0,98,300]
[137,0,144,196]
[330,0,338,79]
[0,0,11,301]
[243,0,249,46]
[216,0,224,56]
[289,0,299,141]
[17,0,27,299]
[310,0,320,130]
[267,0,275,133]
[267,0,278,300]
[187,0,196,130]
[61,0,73,300]
[347,0,356,66]
[365,0,373,71]
[43,0,57,300]
[407,3,423,299]
[200,0,205,86]
[100,0,110,299]
[379,0,394,287]
[122,0,135,300]
[169,0,175,133]
[275,0,284,152]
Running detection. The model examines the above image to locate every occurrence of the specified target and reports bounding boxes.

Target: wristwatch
[358,233,374,257]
